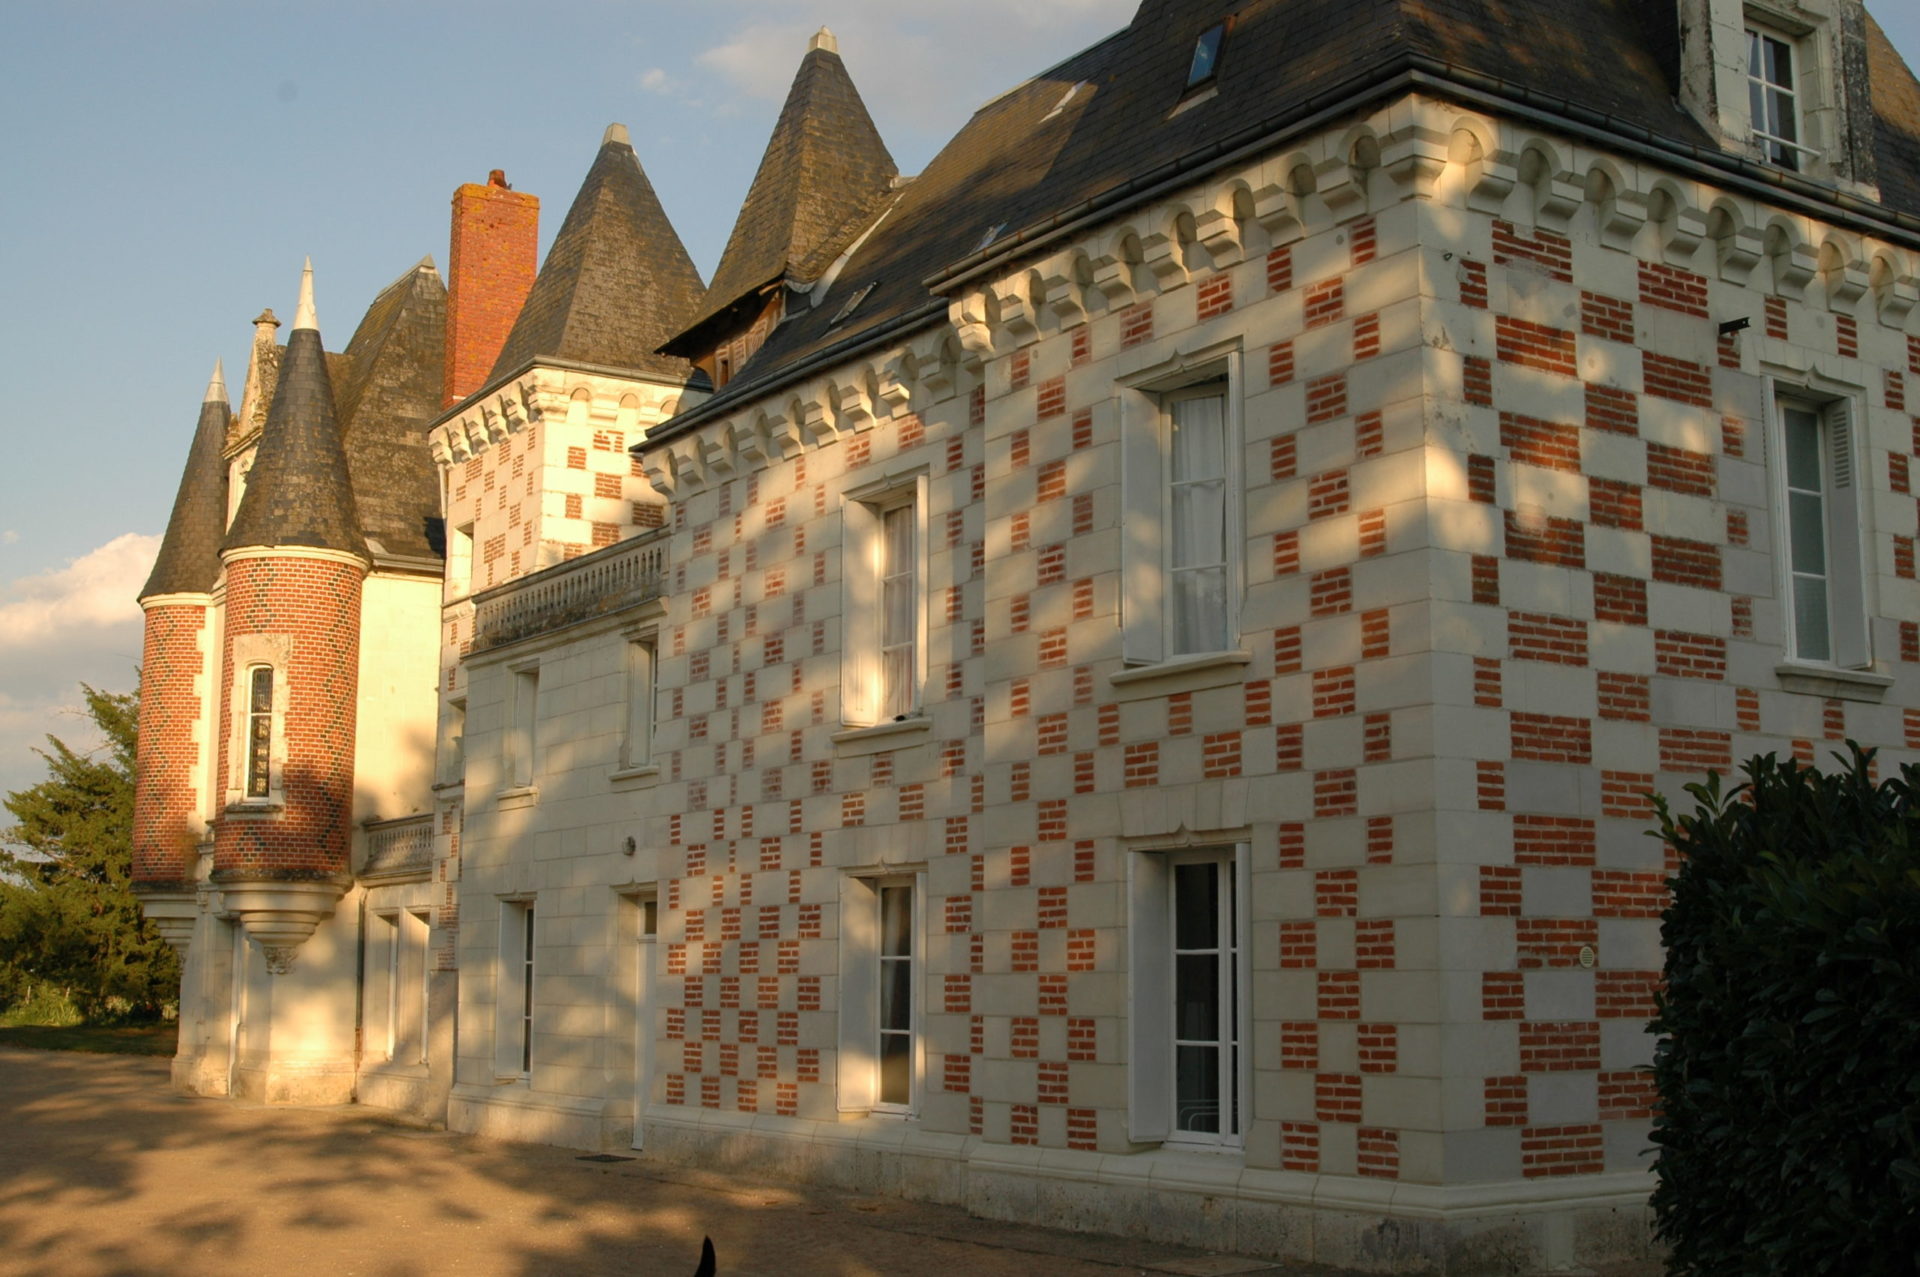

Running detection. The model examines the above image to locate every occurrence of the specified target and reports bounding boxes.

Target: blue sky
[0,0,1917,795]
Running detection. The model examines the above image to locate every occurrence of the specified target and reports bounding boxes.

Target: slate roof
[141,367,232,599]
[489,130,706,383]
[654,0,1920,436]
[333,259,448,561]
[663,37,898,356]
[223,304,368,559]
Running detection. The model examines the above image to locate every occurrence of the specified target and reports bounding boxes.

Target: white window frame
[837,869,925,1116]
[225,634,291,807]
[620,633,657,771]
[841,473,929,728]
[505,664,540,790]
[1768,384,1869,669]
[496,898,535,1080]
[448,521,475,599]
[439,696,466,788]
[1119,342,1245,666]
[1128,842,1250,1149]
[1741,5,1835,173]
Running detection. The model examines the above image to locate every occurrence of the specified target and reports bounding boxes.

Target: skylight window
[1187,23,1225,89]
[831,282,876,327]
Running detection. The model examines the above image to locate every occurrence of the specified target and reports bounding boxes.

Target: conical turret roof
[222,263,368,559]
[488,126,706,383]
[140,361,233,599]
[665,30,897,353]
[334,257,447,561]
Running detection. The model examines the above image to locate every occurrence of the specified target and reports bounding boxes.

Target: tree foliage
[1650,747,1920,1274]
[1,685,178,1019]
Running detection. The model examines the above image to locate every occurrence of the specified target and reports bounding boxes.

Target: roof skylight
[1187,23,1225,89]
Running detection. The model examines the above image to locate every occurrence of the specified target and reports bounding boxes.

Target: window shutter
[841,501,881,725]
[1127,853,1172,1144]
[1119,393,1165,665]
[837,878,878,1112]
[1823,399,1871,668]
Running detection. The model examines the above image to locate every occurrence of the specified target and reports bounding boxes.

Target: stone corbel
[1823,260,1869,312]
[428,433,453,467]
[516,380,544,423]
[1772,240,1819,300]
[909,335,955,402]
[1140,225,1190,291]
[1716,225,1766,285]
[1875,273,1919,328]
[461,417,488,458]
[698,431,734,479]
[480,403,507,445]
[764,409,805,460]
[668,440,705,492]
[496,391,524,433]
[952,296,994,369]
[728,418,767,467]
[991,278,1039,345]
[799,396,838,447]
[1530,167,1584,231]
[1089,252,1136,305]
[877,357,913,411]
[1381,128,1449,200]
[1662,205,1710,263]
[1250,182,1304,246]
[1040,264,1088,327]
[1192,207,1244,270]
[835,379,876,433]
[642,456,675,498]
[1315,155,1369,221]
[1596,191,1649,252]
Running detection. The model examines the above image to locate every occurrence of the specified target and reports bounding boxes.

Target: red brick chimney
[444,170,539,406]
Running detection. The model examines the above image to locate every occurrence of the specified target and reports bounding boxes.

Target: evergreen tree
[0,685,179,1019]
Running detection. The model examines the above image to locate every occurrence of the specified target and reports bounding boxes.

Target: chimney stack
[444,170,539,407]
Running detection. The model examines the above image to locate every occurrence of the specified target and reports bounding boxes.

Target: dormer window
[1186,23,1225,90]
[1748,26,1809,170]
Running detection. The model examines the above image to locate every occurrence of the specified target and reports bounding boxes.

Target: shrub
[1651,747,1920,1274]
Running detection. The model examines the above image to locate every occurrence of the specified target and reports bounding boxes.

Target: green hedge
[1651,747,1920,1274]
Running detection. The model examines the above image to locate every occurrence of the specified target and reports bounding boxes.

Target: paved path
[0,1048,1320,1277]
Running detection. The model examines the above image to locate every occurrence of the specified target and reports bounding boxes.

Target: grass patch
[0,1023,177,1055]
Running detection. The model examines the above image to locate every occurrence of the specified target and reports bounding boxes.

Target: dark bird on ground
[692,1235,716,1277]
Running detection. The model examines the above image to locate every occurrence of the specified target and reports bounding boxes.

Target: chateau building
[134,1,1920,1269]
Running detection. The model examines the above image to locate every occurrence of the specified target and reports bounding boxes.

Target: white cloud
[639,67,675,95]
[1,531,17,545]
[0,534,154,798]
[0,532,158,653]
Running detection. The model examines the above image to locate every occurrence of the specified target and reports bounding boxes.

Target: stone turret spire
[662,29,895,355]
[486,127,705,381]
[140,360,233,600]
[221,262,368,558]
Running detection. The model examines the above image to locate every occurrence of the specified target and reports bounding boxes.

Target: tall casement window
[1129,844,1248,1148]
[244,665,274,798]
[877,882,915,1108]
[1120,346,1244,666]
[1748,26,1807,170]
[1774,390,1868,666]
[838,872,923,1114]
[842,476,927,727]
[621,636,656,770]
[497,899,535,1078]
[506,666,539,789]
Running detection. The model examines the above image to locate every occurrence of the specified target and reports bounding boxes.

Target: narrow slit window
[1171,858,1239,1138]
[877,883,914,1108]
[245,666,273,798]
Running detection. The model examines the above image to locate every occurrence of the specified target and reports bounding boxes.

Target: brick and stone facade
[135,3,1920,1270]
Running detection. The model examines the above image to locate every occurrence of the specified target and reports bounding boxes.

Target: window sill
[497,785,538,811]
[223,799,284,816]
[1773,662,1893,703]
[831,716,933,754]
[1109,650,1252,701]
[609,764,660,787]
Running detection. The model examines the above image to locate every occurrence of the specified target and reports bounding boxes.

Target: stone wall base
[448,1083,608,1149]
[229,1056,355,1106]
[636,1109,1660,1274]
